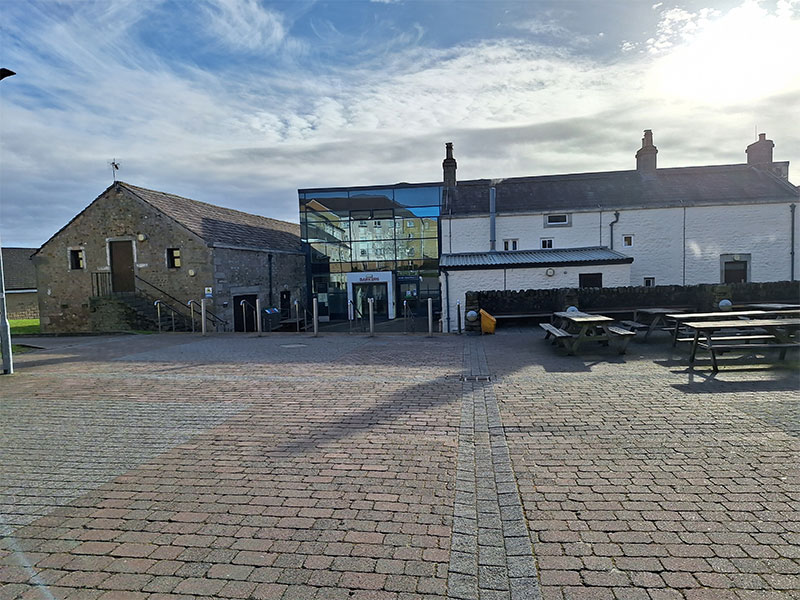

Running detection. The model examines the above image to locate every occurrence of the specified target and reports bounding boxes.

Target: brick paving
[1,329,798,599]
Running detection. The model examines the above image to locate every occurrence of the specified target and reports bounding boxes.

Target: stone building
[438,132,799,331]
[2,247,39,320]
[34,181,305,333]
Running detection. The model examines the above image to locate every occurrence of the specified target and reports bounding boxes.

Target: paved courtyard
[1,329,798,600]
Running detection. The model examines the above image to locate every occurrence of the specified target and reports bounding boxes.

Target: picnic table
[539,311,635,355]
[668,309,800,346]
[627,307,686,341]
[685,317,800,370]
[745,303,800,310]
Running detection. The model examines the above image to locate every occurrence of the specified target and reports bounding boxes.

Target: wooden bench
[539,322,573,340]
[606,325,636,354]
[619,320,649,331]
[676,334,775,344]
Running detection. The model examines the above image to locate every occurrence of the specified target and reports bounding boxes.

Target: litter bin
[479,309,496,334]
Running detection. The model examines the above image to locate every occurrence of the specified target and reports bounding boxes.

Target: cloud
[1,0,799,248]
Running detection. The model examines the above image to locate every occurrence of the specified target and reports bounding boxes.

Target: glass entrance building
[298,183,442,321]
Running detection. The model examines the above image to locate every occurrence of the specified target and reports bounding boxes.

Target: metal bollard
[155,300,162,333]
[201,298,207,335]
[403,300,408,334]
[256,298,262,335]
[188,301,195,333]
[295,300,300,332]
[313,297,319,337]
[457,301,462,334]
[428,297,433,337]
[368,297,374,336]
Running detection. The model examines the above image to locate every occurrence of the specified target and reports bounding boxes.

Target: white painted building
[439,132,799,332]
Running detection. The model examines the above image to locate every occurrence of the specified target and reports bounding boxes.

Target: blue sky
[1,0,799,247]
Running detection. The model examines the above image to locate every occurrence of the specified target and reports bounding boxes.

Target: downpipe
[609,211,620,250]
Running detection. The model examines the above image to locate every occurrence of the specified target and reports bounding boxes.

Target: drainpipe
[268,253,274,306]
[608,211,620,249]
[443,269,451,333]
[791,203,797,281]
[489,187,497,251]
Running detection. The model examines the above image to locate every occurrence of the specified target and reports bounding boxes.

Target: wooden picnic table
[685,317,800,370]
[540,311,634,355]
[632,307,686,341]
[668,309,800,346]
[745,303,800,310]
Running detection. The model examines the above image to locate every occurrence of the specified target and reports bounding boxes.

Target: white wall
[441,201,799,286]
[440,263,631,333]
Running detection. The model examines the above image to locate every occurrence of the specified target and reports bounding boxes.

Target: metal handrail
[293,300,313,332]
[239,299,257,333]
[187,300,227,333]
[153,299,182,333]
[348,300,366,334]
[403,299,416,334]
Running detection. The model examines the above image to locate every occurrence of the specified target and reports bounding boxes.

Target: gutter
[608,211,620,249]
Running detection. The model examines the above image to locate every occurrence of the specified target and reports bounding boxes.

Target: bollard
[403,300,408,334]
[188,301,195,333]
[256,298,262,335]
[457,301,462,334]
[348,300,354,334]
[201,298,207,335]
[368,297,375,336]
[155,301,162,333]
[428,297,433,337]
[295,300,300,332]
[313,297,319,337]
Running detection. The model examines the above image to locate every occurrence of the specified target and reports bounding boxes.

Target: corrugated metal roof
[440,246,633,269]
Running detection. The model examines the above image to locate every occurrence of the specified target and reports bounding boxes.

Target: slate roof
[2,247,37,290]
[447,164,799,215]
[120,183,301,252]
[440,247,633,270]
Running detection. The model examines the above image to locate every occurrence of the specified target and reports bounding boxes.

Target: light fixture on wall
[545,268,555,277]
[137,233,148,242]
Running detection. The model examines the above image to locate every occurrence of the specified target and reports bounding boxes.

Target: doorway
[353,282,388,318]
[233,294,257,332]
[280,290,291,320]
[109,240,135,293]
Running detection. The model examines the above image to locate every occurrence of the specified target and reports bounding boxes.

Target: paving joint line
[448,338,542,600]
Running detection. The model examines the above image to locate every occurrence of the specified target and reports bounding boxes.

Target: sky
[1,0,799,248]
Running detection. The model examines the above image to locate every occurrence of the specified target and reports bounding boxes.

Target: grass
[9,318,40,335]
[11,344,35,355]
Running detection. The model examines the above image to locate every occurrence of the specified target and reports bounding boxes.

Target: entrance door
[353,283,388,319]
[398,280,420,316]
[280,290,291,319]
[109,241,135,293]
[233,294,257,332]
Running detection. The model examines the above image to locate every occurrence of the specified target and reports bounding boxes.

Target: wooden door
[110,241,135,293]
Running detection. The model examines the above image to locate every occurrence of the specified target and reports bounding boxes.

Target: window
[720,253,750,283]
[503,239,518,251]
[167,248,181,268]
[541,238,553,249]
[359,248,367,257]
[405,220,415,228]
[545,214,571,227]
[358,220,368,227]
[69,249,84,270]
[579,273,603,288]
[374,220,381,228]
[643,277,655,287]
[623,235,633,247]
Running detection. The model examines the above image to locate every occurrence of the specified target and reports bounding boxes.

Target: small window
[375,247,384,256]
[541,238,553,249]
[622,235,633,247]
[545,214,571,227]
[406,220,416,228]
[503,239,518,251]
[69,249,84,270]
[579,273,603,288]
[643,277,655,287]
[358,221,368,227]
[374,220,381,228]
[359,248,367,257]
[167,248,181,268]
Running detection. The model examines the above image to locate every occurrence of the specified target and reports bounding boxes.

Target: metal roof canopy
[440,246,633,270]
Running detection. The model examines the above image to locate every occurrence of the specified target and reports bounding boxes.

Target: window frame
[544,213,571,228]
[643,277,655,287]
[69,248,85,270]
[540,238,554,249]
[622,234,634,248]
[166,248,182,269]
[503,239,518,251]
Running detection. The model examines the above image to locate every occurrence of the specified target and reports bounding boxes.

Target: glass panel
[394,186,441,207]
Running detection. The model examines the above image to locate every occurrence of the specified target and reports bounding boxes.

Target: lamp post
[0,68,16,374]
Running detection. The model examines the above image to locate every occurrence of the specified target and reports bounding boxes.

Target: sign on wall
[204,287,213,298]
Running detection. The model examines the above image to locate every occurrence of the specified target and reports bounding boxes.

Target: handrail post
[428,297,433,337]
[155,301,162,333]
[241,301,247,333]
[368,297,375,336]
[188,301,195,333]
[457,300,462,335]
[348,300,353,334]
[295,300,300,332]
[313,297,319,337]
[403,300,408,334]
[256,299,262,336]
[171,309,175,332]
[201,299,207,335]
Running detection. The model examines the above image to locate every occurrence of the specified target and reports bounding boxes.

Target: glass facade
[299,184,442,321]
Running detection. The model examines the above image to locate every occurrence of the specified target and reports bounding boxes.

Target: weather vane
[109,159,120,181]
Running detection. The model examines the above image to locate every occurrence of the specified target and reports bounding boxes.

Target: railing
[239,299,257,333]
[187,300,227,333]
[403,299,416,334]
[293,300,314,332]
[153,299,182,333]
[348,300,366,334]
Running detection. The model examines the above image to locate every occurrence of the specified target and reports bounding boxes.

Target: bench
[606,325,636,354]
[676,334,776,344]
[607,326,636,337]
[619,320,649,331]
[539,322,573,340]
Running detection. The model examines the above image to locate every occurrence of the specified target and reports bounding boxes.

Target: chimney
[636,129,658,174]
[746,133,774,168]
[443,142,457,187]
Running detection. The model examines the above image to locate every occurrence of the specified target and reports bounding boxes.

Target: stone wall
[466,280,800,332]
[6,292,39,320]
[88,297,155,332]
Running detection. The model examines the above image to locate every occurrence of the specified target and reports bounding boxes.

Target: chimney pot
[635,129,658,174]
[443,142,457,187]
